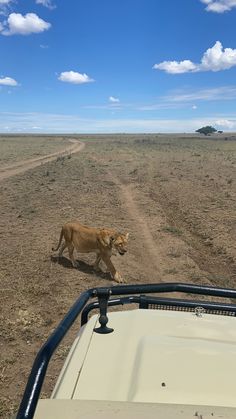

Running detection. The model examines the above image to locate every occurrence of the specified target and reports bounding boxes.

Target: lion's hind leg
[67,242,78,268]
[58,242,67,258]
[93,253,102,271]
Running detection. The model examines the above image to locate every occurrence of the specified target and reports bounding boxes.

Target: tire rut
[0,138,84,181]
[107,171,163,276]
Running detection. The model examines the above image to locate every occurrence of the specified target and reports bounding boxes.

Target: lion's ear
[125,233,129,240]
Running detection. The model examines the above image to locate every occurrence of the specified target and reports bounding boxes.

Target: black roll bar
[16,289,92,419]
[16,282,236,419]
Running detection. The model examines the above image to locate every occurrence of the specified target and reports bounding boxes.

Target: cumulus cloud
[0,76,18,86]
[0,12,51,35]
[109,96,120,103]
[201,41,236,71]
[200,0,236,13]
[58,71,94,84]
[153,41,236,74]
[153,60,197,74]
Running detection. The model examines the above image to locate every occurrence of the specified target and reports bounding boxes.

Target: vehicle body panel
[34,400,236,419]
[52,309,236,407]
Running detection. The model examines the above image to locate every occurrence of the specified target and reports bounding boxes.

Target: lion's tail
[52,228,64,252]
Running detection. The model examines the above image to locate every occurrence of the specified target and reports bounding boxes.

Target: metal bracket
[194,306,205,317]
[94,290,114,334]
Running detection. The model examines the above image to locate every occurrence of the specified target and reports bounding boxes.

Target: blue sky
[1,0,236,133]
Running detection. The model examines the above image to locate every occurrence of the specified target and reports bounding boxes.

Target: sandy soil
[0,134,236,417]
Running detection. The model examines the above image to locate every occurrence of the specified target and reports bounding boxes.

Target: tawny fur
[52,221,129,283]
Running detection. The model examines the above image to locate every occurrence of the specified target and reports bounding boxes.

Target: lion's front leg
[58,242,67,258]
[114,271,126,284]
[100,253,126,283]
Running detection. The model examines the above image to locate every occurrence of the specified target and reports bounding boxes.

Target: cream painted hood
[50,308,236,408]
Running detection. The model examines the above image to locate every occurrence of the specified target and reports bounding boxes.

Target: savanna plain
[0,133,236,418]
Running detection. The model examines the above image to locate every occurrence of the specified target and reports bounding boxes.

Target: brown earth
[0,138,84,181]
[0,133,236,418]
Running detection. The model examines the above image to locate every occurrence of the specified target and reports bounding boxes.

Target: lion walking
[52,221,129,283]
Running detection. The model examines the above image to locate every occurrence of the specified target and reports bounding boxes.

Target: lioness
[52,221,129,283]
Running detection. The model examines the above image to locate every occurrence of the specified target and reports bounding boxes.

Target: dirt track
[92,158,163,276]
[0,139,84,181]
[0,134,236,418]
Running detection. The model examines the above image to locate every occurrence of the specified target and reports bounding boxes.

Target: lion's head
[112,232,129,255]
[99,229,129,255]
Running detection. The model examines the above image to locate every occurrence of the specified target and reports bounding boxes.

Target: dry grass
[0,133,236,418]
[0,135,69,168]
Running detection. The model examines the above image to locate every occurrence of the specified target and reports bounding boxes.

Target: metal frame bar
[81,296,139,325]
[81,295,236,322]
[16,289,92,419]
[16,282,236,419]
[139,295,236,313]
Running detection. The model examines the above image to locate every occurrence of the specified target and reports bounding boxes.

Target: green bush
[195,126,217,136]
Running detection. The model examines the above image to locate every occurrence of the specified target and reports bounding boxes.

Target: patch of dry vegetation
[0,133,236,418]
[0,135,69,168]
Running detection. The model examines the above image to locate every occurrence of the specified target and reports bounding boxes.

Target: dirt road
[1,134,236,418]
[0,138,84,181]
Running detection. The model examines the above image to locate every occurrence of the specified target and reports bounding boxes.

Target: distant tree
[195,126,217,136]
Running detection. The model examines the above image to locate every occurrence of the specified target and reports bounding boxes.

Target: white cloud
[1,111,236,133]
[137,86,236,112]
[153,41,236,74]
[83,104,124,110]
[0,76,18,86]
[36,0,56,10]
[201,41,236,71]
[109,96,120,103]
[0,13,51,35]
[215,119,235,129]
[137,102,188,111]
[164,86,236,102]
[153,60,197,74]
[200,0,236,13]
[58,71,94,84]
[0,0,13,16]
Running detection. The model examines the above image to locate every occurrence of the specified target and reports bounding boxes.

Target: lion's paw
[93,265,101,272]
[114,272,126,284]
[72,261,79,268]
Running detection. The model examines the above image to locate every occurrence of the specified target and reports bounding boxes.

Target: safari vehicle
[16,282,236,419]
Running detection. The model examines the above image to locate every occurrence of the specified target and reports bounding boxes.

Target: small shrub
[162,226,183,236]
